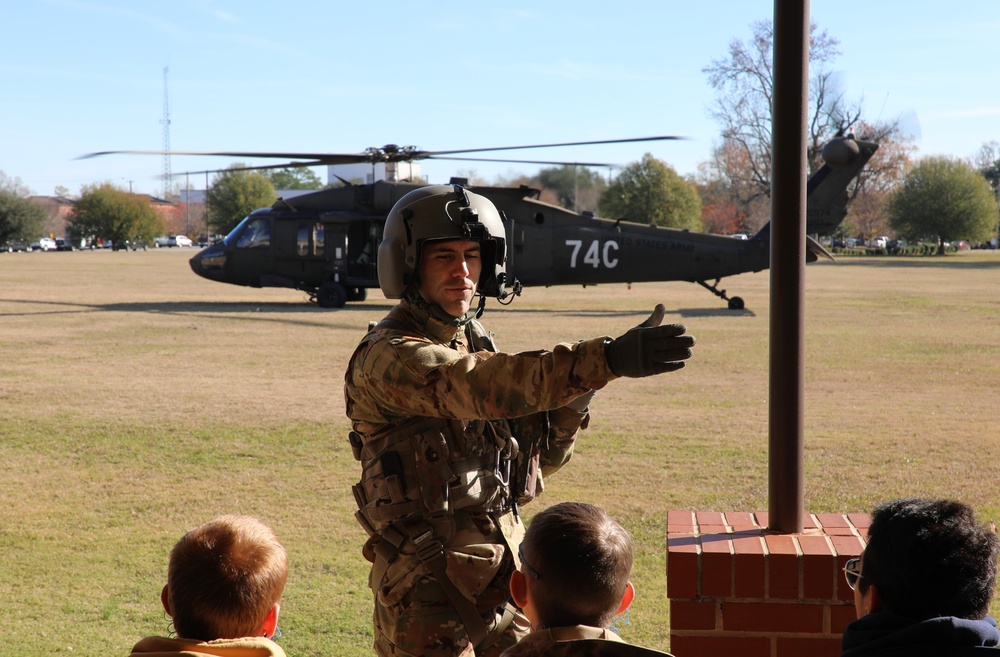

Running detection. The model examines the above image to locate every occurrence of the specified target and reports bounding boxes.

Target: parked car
[168,235,193,247]
[30,237,57,251]
[3,241,30,253]
[114,239,148,251]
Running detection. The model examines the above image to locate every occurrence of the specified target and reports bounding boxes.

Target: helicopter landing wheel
[316,281,348,308]
[345,286,367,302]
[697,279,747,310]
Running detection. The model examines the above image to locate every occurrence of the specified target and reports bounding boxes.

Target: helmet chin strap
[454,295,486,327]
[405,286,485,326]
[471,295,487,320]
[447,294,486,327]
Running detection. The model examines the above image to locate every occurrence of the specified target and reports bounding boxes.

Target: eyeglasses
[518,543,541,580]
[843,557,864,591]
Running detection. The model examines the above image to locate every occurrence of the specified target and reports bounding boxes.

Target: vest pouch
[372,515,457,609]
[514,451,541,506]
[374,547,422,609]
[509,413,546,505]
[358,451,403,512]
[412,425,453,515]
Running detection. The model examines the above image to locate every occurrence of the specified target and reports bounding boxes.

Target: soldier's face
[417,239,482,317]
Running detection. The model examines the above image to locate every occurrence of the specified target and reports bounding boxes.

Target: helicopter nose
[189,253,204,277]
[189,245,227,280]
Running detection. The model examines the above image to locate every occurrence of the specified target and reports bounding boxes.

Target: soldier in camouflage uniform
[344,185,696,657]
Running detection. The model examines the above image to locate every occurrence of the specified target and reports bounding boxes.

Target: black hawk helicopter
[82,136,877,309]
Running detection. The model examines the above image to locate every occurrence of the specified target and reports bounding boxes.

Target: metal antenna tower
[160,66,172,199]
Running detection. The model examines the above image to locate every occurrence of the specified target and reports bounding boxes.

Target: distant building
[27,194,193,239]
[178,188,316,204]
[326,161,422,184]
[133,194,189,236]
[28,196,74,237]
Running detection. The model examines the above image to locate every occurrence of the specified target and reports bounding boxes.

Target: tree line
[2,21,997,252]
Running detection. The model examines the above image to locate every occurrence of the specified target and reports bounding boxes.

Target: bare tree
[694,140,770,234]
[703,21,846,195]
[701,20,913,235]
[973,141,1000,193]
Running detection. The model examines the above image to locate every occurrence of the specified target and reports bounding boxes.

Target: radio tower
[160,66,172,199]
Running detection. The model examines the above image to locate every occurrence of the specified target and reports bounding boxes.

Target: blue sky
[3,0,999,197]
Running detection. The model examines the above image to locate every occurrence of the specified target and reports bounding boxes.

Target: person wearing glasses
[503,502,673,656]
[841,498,1000,657]
[129,515,288,657]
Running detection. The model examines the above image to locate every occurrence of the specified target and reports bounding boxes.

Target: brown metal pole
[768,0,809,534]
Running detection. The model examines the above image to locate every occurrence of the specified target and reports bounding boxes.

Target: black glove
[604,304,696,377]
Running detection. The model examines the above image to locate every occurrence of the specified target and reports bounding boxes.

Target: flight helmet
[378,184,508,299]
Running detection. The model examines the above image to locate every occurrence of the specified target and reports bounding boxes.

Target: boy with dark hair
[841,498,1000,657]
[504,502,672,657]
[129,515,288,657]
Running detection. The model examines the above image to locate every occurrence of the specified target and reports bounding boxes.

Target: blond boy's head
[162,515,287,641]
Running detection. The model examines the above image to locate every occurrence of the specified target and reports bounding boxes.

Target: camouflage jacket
[500,626,624,657]
[500,631,674,657]
[129,635,287,657]
[344,297,617,607]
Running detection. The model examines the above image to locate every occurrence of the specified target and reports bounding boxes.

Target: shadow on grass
[488,305,755,318]
[677,307,757,318]
[0,298,757,323]
[821,256,1000,270]
[0,298,396,329]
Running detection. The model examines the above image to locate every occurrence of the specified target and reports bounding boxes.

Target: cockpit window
[223,216,250,246]
[313,223,325,257]
[236,218,271,249]
[296,222,325,257]
[297,224,309,256]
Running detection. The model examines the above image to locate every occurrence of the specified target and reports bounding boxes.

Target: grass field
[2,248,999,656]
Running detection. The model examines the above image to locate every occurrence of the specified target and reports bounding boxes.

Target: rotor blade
[78,150,374,165]
[168,160,327,177]
[420,135,687,157]
[427,156,620,167]
[78,135,687,167]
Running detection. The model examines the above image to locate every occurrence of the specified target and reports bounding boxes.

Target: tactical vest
[350,319,541,541]
[349,318,538,649]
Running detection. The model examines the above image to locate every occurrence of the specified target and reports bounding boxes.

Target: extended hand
[604,304,696,378]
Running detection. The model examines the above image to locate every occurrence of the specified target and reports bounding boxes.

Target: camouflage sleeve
[539,405,590,476]
[355,334,616,421]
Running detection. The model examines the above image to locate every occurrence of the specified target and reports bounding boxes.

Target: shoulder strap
[465,319,498,352]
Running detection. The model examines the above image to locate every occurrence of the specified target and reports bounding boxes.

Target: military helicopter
[84,136,877,309]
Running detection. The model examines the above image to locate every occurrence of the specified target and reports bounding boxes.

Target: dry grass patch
[2,248,999,655]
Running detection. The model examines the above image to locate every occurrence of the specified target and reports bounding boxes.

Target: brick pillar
[666,511,870,657]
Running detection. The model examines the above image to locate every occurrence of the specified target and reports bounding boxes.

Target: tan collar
[391,298,464,344]
[536,625,626,643]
